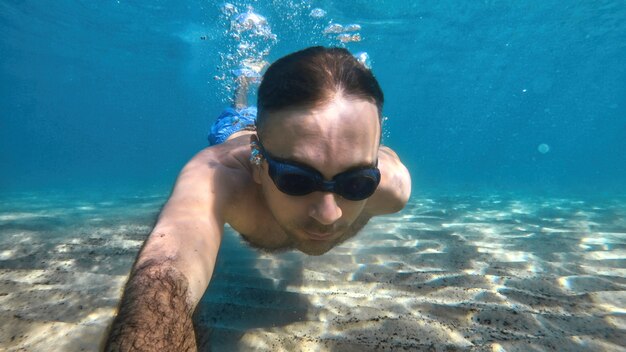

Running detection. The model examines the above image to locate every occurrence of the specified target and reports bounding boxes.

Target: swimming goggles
[256,141,381,201]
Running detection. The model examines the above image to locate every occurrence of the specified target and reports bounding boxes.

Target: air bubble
[221,3,237,16]
[323,23,362,35]
[215,5,277,104]
[538,143,550,154]
[323,23,345,34]
[354,52,371,69]
[344,24,361,32]
[322,22,363,45]
[310,8,326,18]
[233,10,268,33]
[336,33,361,43]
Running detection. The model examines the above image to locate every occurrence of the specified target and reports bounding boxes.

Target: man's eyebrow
[271,154,319,171]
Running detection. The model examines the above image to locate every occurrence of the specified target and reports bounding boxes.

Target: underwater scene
[1,1,625,351]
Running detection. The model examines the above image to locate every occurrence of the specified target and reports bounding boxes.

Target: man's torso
[187,132,374,252]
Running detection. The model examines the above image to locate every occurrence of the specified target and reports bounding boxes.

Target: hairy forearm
[103,260,197,352]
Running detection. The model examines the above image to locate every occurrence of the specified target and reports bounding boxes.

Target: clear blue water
[1,1,626,351]
[2,1,624,195]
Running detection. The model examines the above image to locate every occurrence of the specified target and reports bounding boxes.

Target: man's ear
[249,134,263,184]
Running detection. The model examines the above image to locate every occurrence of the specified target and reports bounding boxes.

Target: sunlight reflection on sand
[1,192,625,351]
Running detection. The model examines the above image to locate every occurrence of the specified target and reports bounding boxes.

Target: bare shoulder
[364,146,412,216]
[159,137,255,224]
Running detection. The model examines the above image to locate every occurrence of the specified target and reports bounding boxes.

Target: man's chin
[295,241,335,256]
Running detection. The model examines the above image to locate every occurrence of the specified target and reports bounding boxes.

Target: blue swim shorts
[208,106,257,146]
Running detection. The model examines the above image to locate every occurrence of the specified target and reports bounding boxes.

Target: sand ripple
[1,193,625,351]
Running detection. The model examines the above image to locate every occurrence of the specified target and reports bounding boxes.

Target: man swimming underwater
[103,46,411,351]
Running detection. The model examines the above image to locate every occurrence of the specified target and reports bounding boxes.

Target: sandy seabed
[0,192,625,351]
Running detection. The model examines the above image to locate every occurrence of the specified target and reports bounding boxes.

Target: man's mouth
[304,230,335,241]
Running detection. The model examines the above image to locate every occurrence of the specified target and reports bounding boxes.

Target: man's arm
[103,153,226,351]
[365,146,412,215]
[102,258,198,351]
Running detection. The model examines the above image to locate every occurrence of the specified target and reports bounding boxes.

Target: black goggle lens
[258,141,380,201]
[337,174,379,200]
[274,172,379,201]
[265,152,380,201]
[275,172,317,196]
[274,172,379,200]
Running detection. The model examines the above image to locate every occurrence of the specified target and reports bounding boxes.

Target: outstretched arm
[103,154,225,351]
[102,258,198,351]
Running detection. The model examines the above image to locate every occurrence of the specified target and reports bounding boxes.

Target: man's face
[255,95,380,255]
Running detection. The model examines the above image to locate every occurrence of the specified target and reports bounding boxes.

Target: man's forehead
[261,97,380,174]
[262,97,380,142]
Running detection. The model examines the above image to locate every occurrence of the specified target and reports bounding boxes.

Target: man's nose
[309,192,342,225]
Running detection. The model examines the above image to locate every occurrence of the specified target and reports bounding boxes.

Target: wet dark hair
[256,46,384,136]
